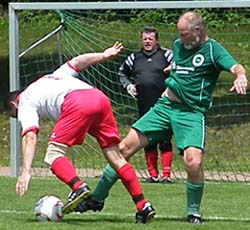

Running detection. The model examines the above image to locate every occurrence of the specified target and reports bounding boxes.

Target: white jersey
[18,62,93,135]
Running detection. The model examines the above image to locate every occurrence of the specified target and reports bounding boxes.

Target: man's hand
[163,64,172,73]
[103,42,123,60]
[127,84,137,98]
[16,169,32,196]
[230,75,248,95]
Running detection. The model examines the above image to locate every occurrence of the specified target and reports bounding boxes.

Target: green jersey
[165,38,237,113]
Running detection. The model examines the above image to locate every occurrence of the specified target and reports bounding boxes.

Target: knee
[44,141,68,165]
[118,128,147,159]
[184,148,203,173]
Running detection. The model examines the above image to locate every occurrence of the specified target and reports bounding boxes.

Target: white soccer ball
[34,195,64,222]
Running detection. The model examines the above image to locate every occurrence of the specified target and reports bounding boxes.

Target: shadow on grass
[23,215,132,224]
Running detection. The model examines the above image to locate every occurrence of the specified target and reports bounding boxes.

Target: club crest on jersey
[192,54,204,67]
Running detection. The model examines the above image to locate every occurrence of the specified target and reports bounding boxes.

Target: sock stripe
[68,177,81,189]
[132,194,144,203]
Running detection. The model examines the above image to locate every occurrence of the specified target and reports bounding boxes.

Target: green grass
[0,176,250,229]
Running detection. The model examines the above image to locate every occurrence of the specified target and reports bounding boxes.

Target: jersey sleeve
[118,53,135,88]
[52,62,80,79]
[18,97,40,137]
[163,48,174,64]
[212,42,237,71]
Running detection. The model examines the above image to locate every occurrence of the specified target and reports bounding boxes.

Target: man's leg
[144,144,159,183]
[91,164,118,202]
[78,129,155,223]
[112,128,150,208]
[44,142,90,214]
[78,156,155,223]
[184,147,204,224]
[186,181,204,216]
[75,163,117,213]
[117,162,155,224]
[160,151,173,182]
[159,140,173,184]
[84,120,148,204]
[104,129,155,223]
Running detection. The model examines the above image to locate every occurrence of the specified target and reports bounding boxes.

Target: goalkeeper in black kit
[119,26,174,184]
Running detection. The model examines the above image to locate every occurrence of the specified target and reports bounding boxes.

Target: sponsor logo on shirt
[172,61,195,74]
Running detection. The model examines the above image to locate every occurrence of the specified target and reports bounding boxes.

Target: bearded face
[183,33,201,50]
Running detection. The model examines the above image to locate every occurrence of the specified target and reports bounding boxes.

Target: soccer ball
[34,195,64,222]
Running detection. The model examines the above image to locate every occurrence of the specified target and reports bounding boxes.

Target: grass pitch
[0,176,249,230]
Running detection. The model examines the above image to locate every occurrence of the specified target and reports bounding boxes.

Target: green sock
[186,180,204,216]
[91,164,118,202]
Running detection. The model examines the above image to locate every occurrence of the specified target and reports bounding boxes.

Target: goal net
[9,1,250,181]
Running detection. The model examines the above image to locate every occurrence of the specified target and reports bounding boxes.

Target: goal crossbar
[9,1,250,10]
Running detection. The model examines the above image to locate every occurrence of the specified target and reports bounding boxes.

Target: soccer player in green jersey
[76,11,248,224]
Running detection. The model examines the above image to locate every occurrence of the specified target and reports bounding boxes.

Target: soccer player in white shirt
[4,42,155,223]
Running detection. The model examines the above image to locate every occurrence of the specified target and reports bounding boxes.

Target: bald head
[177,11,206,49]
[178,12,204,31]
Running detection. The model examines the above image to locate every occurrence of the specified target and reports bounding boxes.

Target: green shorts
[132,96,206,155]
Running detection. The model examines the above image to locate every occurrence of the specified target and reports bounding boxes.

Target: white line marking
[0,209,250,221]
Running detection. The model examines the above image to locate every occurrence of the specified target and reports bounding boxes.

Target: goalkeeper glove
[127,84,137,98]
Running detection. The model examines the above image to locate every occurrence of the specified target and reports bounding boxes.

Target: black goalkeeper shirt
[119,46,173,117]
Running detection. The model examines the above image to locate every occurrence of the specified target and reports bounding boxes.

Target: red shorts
[49,89,121,149]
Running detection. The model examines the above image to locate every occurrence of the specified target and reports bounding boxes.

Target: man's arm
[118,53,137,98]
[69,41,123,71]
[162,49,173,73]
[118,62,132,89]
[163,64,172,73]
[229,64,248,94]
[16,131,37,196]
